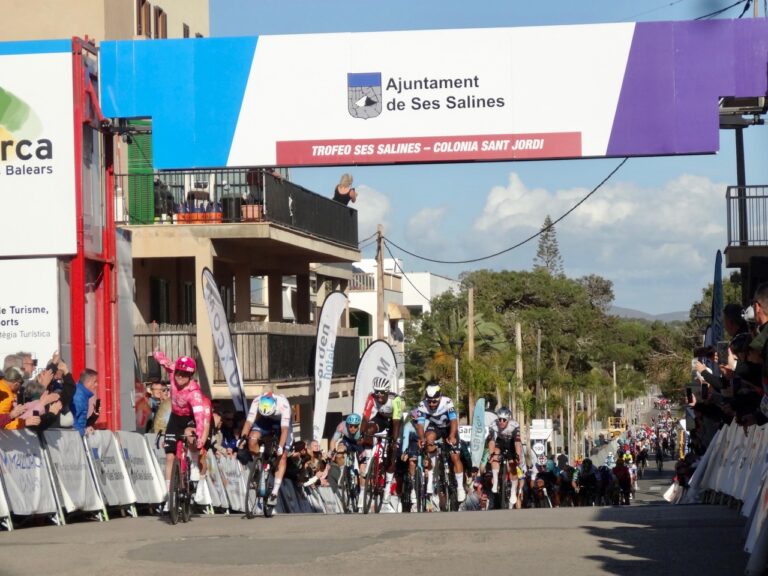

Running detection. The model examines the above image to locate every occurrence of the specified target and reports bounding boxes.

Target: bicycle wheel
[343,467,359,514]
[180,457,192,523]
[169,459,181,525]
[262,467,275,518]
[499,464,508,511]
[245,458,262,519]
[415,467,427,513]
[363,456,382,514]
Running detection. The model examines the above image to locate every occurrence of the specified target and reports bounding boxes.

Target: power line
[621,0,688,21]
[358,230,377,246]
[695,0,748,20]
[738,0,753,16]
[384,157,629,265]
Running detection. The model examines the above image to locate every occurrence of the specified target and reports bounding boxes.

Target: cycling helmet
[175,356,196,374]
[257,394,277,417]
[372,377,390,393]
[345,413,362,426]
[623,453,632,462]
[496,407,513,421]
[424,383,442,400]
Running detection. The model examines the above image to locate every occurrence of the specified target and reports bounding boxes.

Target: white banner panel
[313,291,348,441]
[117,431,165,504]
[0,48,76,256]
[218,456,246,512]
[206,452,229,510]
[0,477,9,523]
[87,430,136,507]
[353,339,397,415]
[0,429,57,516]
[43,429,103,514]
[0,257,59,363]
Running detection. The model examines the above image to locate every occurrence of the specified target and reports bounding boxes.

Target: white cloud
[465,171,728,313]
[354,184,391,242]
[406,206,448,245]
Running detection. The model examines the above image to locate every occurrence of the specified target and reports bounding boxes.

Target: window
[137,0,151,37]
[153,6,167,39]
[182,282,195,324]
[150,276,171,324]
[183,23,190,38]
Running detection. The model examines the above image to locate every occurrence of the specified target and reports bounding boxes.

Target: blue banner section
[0,39,71,55]
[99,37,258,169]
[347,72,381,87]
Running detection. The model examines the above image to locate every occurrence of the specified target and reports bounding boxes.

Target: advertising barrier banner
[0,429,57,516]
[43,429,103,514]
[87,431,136,507]
[353,339,397,415]
[218,456,246,512]
[205,452,229,510]
[313,291,347,441]
[117,431,165,505]
[0,470,12,526]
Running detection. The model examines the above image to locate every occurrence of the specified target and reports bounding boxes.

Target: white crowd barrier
[0,430,59,520]
[673,422,768,575]
[43,429,104,517]
[87,431,137,510]
[0,428,367,531]
[118,431,165,505]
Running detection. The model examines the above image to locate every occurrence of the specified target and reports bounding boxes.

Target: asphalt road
[0,475,748,576]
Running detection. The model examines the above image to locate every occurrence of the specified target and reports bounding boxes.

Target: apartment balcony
[350,272,402,293]
[724,185,768,267]
[114,168,358,250]
[134,322,360,400]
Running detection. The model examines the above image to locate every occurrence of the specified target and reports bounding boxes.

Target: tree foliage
[533,214,564,276]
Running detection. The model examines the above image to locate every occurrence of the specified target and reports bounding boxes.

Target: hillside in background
[610,306,688,323]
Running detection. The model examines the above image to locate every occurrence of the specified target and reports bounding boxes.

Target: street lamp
[504,367,515,409]
[449,339,464,412]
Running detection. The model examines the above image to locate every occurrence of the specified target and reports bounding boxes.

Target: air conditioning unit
[719,96,767,115]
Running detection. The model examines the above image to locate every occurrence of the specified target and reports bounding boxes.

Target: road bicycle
[363,432,389,514]
[164,431,197,525]
[245,440,278,518]
[430,439,460,512]
[336,449,361,514]
[400,452,426,513]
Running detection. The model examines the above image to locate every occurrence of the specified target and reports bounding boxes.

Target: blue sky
[210,0,768,314]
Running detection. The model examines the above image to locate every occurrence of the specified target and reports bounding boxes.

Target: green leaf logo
[0,87,42,161]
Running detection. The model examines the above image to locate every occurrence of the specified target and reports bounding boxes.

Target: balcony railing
[727,185,768,247]
[134,322,359,385]
[114,169,358,248]
[349,272,402,292]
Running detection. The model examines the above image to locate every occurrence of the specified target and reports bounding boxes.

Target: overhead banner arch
[99,19,768,169]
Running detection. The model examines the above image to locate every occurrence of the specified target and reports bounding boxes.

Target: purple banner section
[608,19,768,157]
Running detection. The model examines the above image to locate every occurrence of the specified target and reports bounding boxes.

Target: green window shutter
[127,121,154,224]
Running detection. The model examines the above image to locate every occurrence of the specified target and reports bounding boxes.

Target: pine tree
[533,214,564,275]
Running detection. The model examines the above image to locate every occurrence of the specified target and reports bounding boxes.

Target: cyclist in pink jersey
[153,350,210,493]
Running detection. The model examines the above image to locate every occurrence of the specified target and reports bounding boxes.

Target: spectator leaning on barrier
[1,353,22,381]
[71,368,98,436]
[47,359,76,428]
[19,369,62,431]
[0,367,39,429]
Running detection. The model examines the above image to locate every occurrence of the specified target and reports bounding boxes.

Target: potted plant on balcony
[242,169,264,222]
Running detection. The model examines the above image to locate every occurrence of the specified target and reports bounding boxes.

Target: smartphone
[716,341,730,363]
[32,410,40,417]
[686,387,694,404]
[701,382,709,401]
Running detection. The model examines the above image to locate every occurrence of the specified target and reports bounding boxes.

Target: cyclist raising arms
[360,377,404,503]
[486,407,522,497]
[152,351,210,496]
[241,391,292,508]
[415,383,466,502]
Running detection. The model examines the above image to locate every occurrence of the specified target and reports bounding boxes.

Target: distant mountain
[609,306,688,323]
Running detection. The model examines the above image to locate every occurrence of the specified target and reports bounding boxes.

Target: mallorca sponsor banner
[0,42,76,256]
[313,291,348,441]
[0,474,9,521]
[353,339,398,415]
[86,431,136,507]
[43,429,103,514]
[0,429,58,516]
[0,258,59,365]
[218,456,247,512]
[202,267,247,413]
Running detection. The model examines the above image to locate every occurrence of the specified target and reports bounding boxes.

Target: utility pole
[376,224,385,341]
[467,287,475,419]
[515,321,523,426]
[535,327,541,417]
[612,361,618,412]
